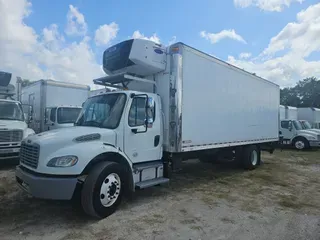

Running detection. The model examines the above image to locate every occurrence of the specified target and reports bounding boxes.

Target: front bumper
[0,147,20,160]
[309,140,320,148]
[15,165,78,200]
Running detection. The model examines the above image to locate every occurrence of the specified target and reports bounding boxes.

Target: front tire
[293,138,309,150]
[81,161,124,219]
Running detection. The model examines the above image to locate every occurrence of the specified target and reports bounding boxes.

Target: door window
[281,121,289,129]
[50,107,57,122]
[45,108,51,123]
[128,97,147,127]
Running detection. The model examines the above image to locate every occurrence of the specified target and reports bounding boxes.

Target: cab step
[135,177,169,189]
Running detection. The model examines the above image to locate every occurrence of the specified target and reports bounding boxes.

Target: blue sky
[1,0,320,88]
[26,0,315,59]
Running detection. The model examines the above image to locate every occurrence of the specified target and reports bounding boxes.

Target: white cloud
[0,0,104,88]
[94,22,119,46]
[168,36,177,45]
[227,3,320,87]
[200,29,246,44]
[65,5,87,36]
[234,0,304,12]
[132,30,161,44]
[239,52,252,59]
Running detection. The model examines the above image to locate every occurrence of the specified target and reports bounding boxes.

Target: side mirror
[24,113,28,122]
[288,122,292,131]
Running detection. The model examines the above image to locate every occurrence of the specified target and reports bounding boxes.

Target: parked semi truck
[0,71,35,160]
[279,105,320,150]
[20,80,90,133]
[298,107,320,129]
[299,120,320,134]
[16,39,280,218]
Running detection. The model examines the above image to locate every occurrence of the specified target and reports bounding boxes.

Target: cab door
[45,107,57,131]
[280,120,294,144]
[123,95,162,163]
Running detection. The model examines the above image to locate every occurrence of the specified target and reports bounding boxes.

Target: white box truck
[20,80,90,133]
[298,107,320,129]
[16,39,280,219]
[279,105,320,149]
[0,71,35,161]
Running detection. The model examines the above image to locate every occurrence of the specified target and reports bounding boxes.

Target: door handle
[154,135,160,147]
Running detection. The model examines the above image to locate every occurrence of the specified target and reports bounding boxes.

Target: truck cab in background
[299,120,320,134]
[45,105,82,131]
[0,71,35,161]
[280,118,320,150]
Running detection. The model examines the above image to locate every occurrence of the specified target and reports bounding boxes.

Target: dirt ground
[0,149,319,240]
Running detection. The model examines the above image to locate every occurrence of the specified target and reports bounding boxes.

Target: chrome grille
[20,142,40,168]
[0,130,23,142]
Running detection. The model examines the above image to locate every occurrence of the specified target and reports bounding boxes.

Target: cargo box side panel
[45,84,89,107]
[297,108,313,122]
[181,46,279,151]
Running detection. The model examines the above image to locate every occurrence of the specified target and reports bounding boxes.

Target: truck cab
[0,99,35,160]
[313,122,320,129]
[280,119,320,149]
[299,120,320,134]
[45,105,82,131]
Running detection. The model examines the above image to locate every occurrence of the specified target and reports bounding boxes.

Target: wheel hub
[295,141,305,150]
[100,173,121,207]
[251,150,258,166]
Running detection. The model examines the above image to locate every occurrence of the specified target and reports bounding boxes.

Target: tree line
[280,77,320,108]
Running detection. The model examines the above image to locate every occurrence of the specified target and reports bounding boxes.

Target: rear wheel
[242,145,260,170]
[81,161,124,219]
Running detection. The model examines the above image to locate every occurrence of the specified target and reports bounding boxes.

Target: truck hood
[0,120,27,130]
[25,126,116,156]
[298,129,320,136]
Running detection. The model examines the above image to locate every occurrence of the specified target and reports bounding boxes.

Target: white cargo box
[157,43,280,152]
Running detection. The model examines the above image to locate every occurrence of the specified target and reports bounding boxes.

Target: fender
[37,141,133,177]
[293,133,316,142]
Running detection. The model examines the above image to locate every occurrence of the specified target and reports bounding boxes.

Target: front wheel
[81,161,124,219]
[293,138,309,150]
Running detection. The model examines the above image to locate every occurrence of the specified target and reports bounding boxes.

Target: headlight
[307,136,316,140]
[47,155,78,167]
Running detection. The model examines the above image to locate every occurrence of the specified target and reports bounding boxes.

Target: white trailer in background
[285,106,298,120]
[16,39,280,219]
[20,80,90,133]
[298,107,320,129]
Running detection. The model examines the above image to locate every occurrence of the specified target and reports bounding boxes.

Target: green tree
[21,79,32,87]
[280,77,320,108]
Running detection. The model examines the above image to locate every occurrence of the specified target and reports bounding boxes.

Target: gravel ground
[0,149,319,240]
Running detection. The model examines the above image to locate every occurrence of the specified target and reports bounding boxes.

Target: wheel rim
[100,173,121,207]
[295,141,305,150]
[251,150,258,166]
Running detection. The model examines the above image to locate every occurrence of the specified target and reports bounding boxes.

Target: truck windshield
[293,120,303,130]
[57,107,82,124]
[0,101,24,121]
[300,121,312,129]
[75,93,126,129]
